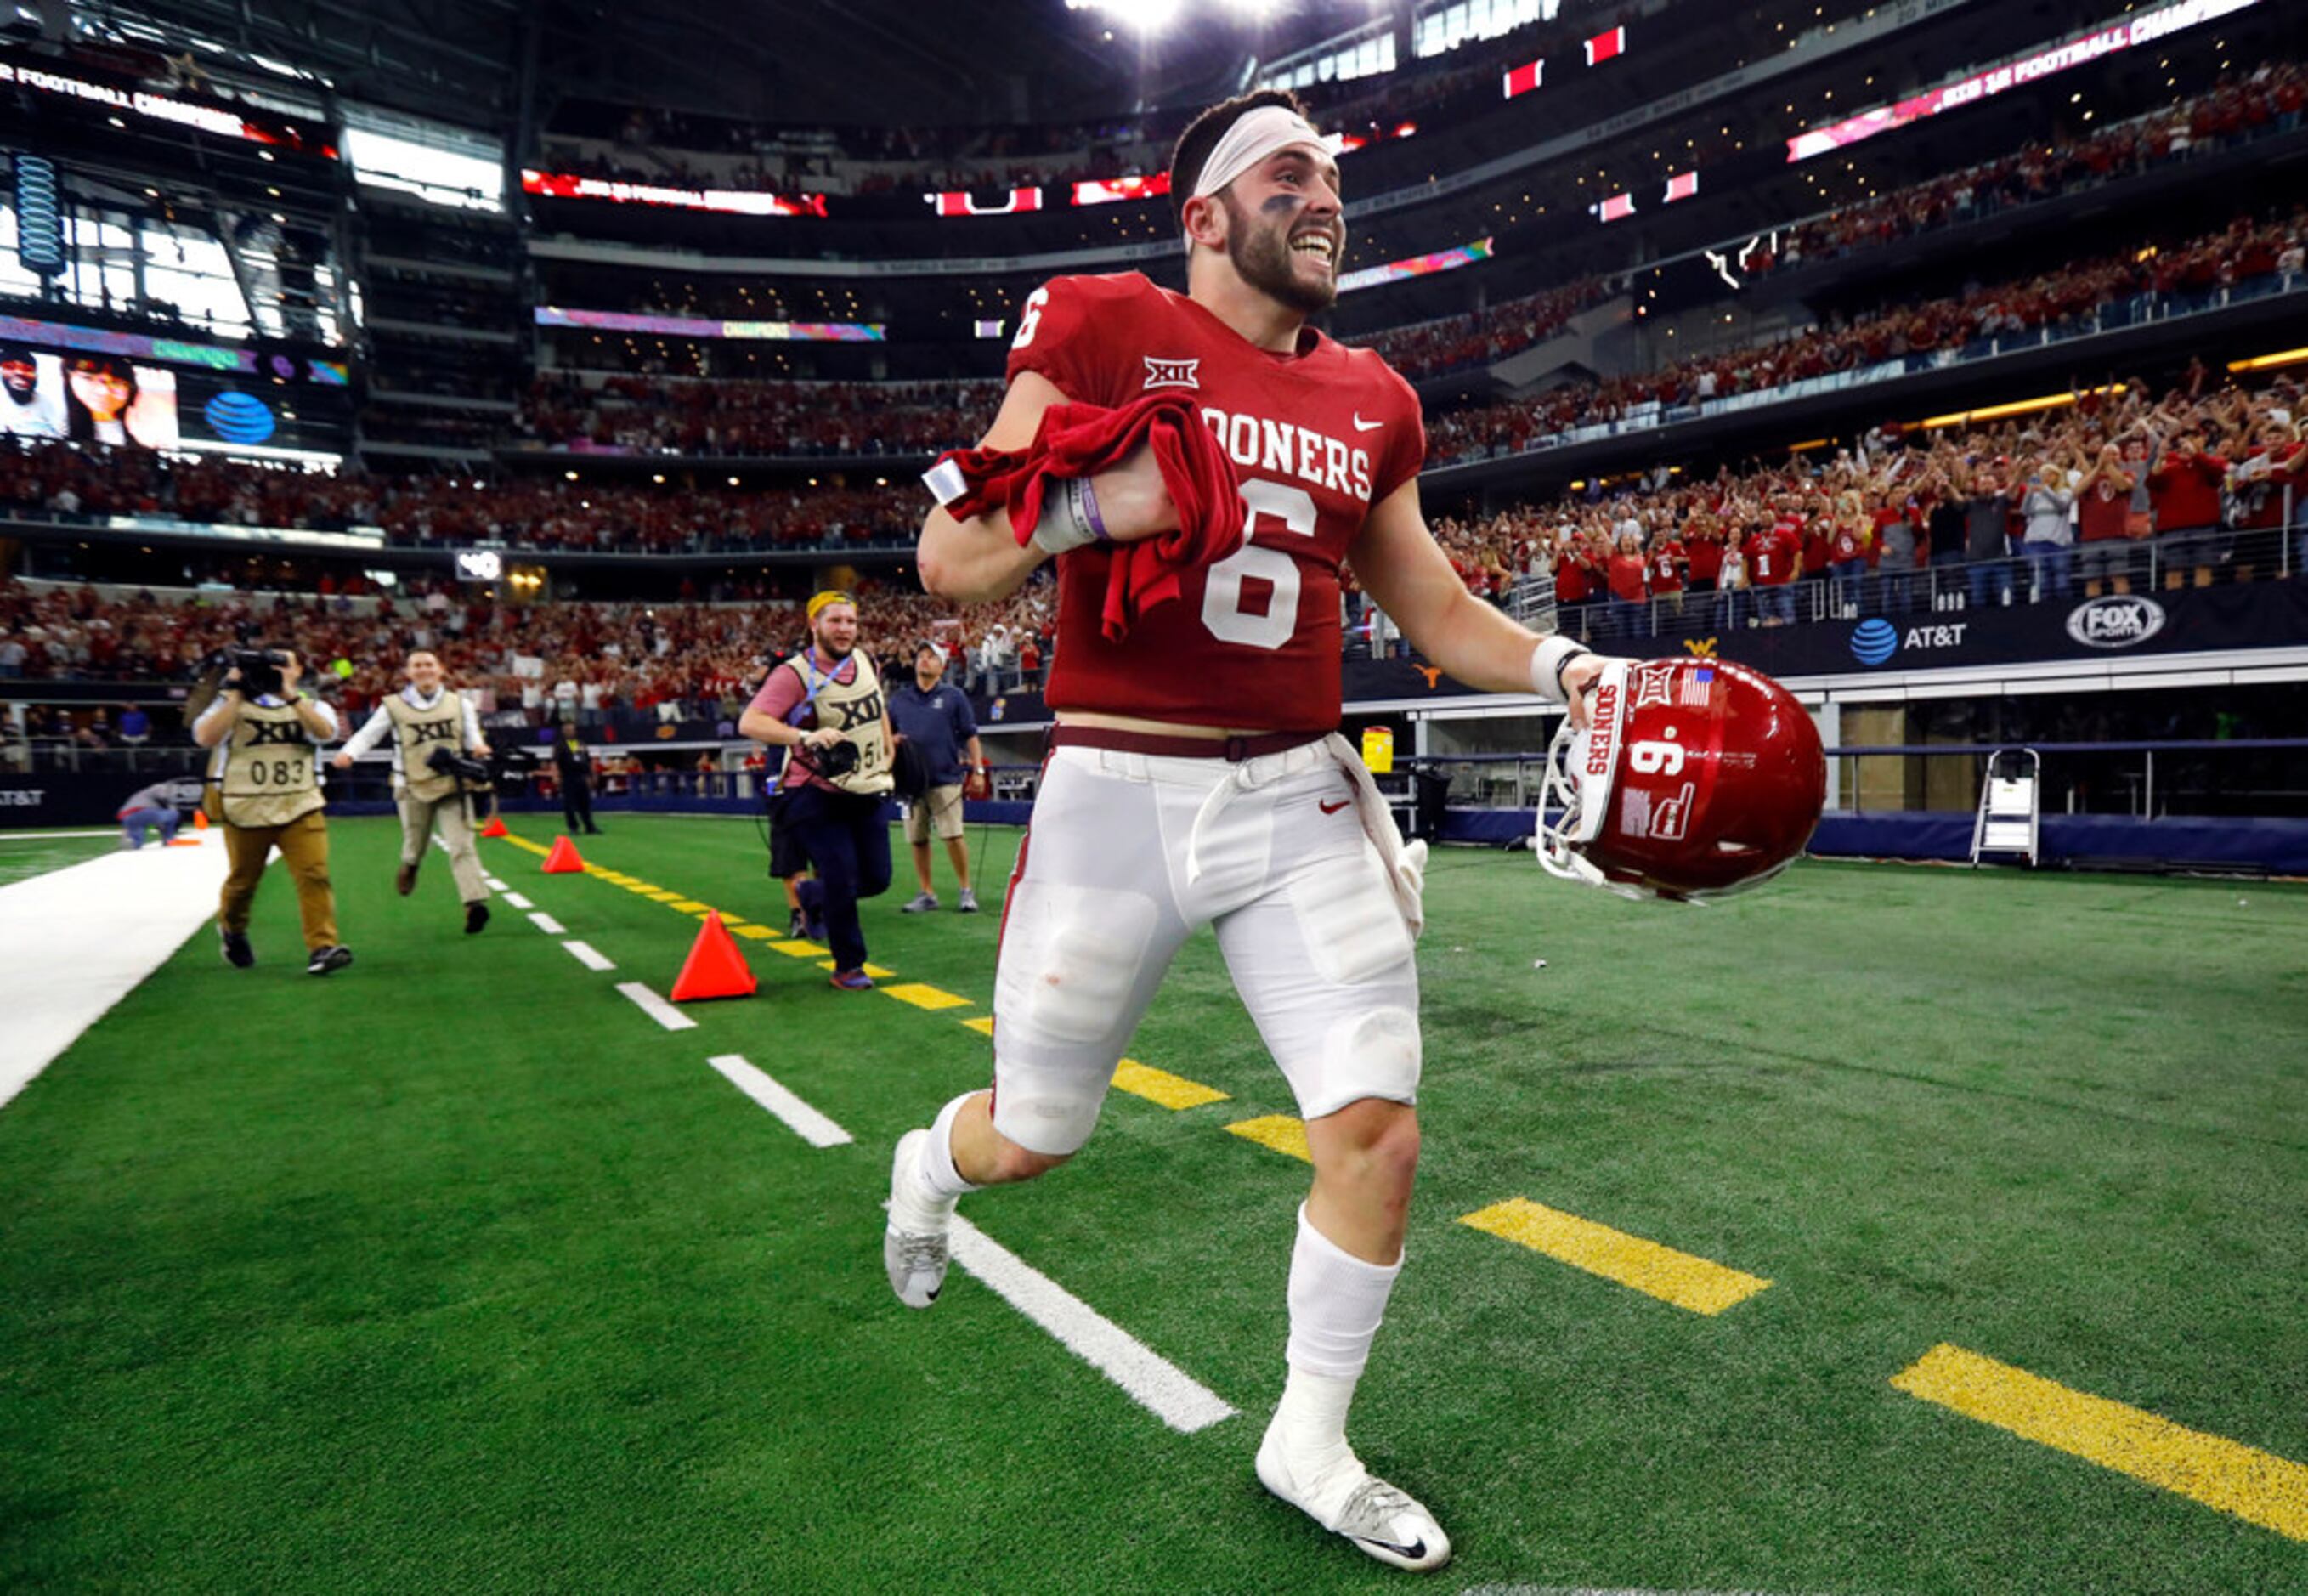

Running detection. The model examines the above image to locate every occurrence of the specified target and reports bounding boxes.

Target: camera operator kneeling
[191,647,353,975]
[333,650,495,934]
[738,591,896,991]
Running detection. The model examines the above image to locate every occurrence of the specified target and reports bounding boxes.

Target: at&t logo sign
[1848,620,1969,667]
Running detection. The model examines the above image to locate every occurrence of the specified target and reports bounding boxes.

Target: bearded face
[1218,190,1343,317]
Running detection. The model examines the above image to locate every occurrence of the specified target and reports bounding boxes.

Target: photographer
[332,650,493,934]
[738,591,894,991]
[191,647,353,976]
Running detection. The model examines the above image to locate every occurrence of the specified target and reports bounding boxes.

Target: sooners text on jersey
[1006,272,1425,730]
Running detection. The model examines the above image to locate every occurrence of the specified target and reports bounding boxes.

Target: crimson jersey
[1005,273,1425,729]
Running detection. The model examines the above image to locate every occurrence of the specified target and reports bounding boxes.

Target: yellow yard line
[1113,1061,1230,1111]
[883,983,973,1011]
[1892,1344,2308,1542]
[1225,1115,1310,1163]
[1458,1197,1771,1316]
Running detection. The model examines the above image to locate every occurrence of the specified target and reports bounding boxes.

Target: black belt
[1047,725,1329,762]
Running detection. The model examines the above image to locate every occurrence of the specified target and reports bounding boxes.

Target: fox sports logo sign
[2065,595,2166,649]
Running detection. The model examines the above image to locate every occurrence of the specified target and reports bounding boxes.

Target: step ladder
[1971,746,2041,868]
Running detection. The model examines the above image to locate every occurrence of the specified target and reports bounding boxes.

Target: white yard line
[0,829,127,840]
[562,940,615,971]
[527,911,566,935]
[947,1214,1236,1435]
[0,840,229,1111]
[614,981,696,1031]
[501,891,534,909]
[484,877,509,891]
[705,1054,851,1147]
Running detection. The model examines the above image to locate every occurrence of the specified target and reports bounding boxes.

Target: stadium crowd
[0,569,1061,743]
[519,373,1003,458]
[1448,371,2305,640]
[4,365,2299,735]
[1426,205,2307,464]
[0,444,925,554]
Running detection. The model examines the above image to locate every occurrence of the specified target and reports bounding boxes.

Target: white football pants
[990,739,1422,1157]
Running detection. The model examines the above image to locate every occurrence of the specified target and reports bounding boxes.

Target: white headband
[1191,104,1330,201]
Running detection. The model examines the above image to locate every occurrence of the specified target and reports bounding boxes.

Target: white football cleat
[883,1129,953,1310]
[1255,1429,1451,1572]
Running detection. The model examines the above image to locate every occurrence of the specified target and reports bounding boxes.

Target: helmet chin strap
[1536,657,1630,891]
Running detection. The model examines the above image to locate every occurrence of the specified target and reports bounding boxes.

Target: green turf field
[0,830,127,886]
[3,814,2305,1594]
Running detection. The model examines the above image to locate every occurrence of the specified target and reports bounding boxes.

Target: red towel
[929,393,1244,640]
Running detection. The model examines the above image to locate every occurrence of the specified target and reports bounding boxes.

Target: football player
[885,90,1608,1572]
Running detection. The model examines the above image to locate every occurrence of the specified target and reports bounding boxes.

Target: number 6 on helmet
[1538,657,1825,902]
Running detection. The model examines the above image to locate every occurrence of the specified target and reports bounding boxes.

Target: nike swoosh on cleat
[1352,414,1383,432]
[1318,798,1351,814]
[1353,1537,1425,1560]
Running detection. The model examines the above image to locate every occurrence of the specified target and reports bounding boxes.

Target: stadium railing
[1548,525,2304,647]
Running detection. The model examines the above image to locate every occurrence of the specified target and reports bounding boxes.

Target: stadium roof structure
[81,0,1370,133]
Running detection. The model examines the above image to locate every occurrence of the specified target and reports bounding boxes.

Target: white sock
[1268,1204,1402,1489]
[914,1092,983,1204]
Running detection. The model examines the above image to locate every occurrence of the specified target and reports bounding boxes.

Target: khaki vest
[218,701,324,829]
[788,649,893,797]
[385,688,466,802]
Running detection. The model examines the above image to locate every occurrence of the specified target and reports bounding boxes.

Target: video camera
[228,647,292,699]
[814,739,861,780]
[426,744,494,787]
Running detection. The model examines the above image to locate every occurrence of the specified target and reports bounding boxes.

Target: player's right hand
[1087,439,1182,543]
[330,752,354,770]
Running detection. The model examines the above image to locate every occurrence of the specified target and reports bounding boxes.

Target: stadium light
[2226,347,2308,373]
[1067,0,1183,31]
[1919,383,2125,431]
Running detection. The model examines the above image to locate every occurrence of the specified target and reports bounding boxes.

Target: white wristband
[1030,476,1110,556]
[1530,636,1592,704]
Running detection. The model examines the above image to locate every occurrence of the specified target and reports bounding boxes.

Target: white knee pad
[995,882,1158,1044]
[992,882,1163,1157]
[1300,1005,1422,1122]
[990,1055,1114,1157]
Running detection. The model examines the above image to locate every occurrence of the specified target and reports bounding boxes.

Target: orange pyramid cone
[670,910,755,1002]
[541,835,585,873]
[480,813,509,838]
[192,810,210,830]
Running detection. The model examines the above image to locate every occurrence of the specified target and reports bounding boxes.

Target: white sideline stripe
[946,1214,1236,1435]
[484,876,509,891]
[501,891,534,909]
[1460,1588,1804,1595]
[562,940,615,971]
[528,911,567,934]
[615,981,696,1031]
[705,1053,851,1147]
[0,841,230,1111]
[0,829,125,840]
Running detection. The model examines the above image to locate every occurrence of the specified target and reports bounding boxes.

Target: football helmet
[1538,656,1824,902]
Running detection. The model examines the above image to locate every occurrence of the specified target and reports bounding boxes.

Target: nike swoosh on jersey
[1318,798,1352,814]
[1352,414,1383,432]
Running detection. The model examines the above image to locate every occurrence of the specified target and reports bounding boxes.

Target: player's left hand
[1561,654,1607,732]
